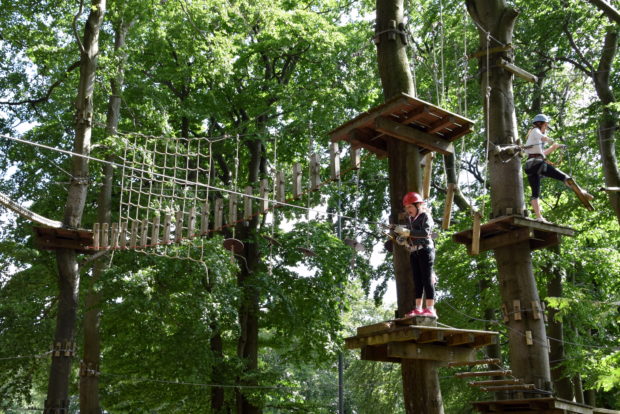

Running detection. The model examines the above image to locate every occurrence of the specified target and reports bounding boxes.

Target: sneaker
[405,308,424,318]
[536,217,551,224]
[422,308,437,318]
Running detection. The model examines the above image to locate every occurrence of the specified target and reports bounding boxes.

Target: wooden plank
[129,221,138,248]
[310,153,321,190]
[111,222,119,248]
[448,358,500,368]
[345,326,423,349]
[228,194,237,225]
[200,202,210,235]
[356,321,393,336]
[454,370,512,378]
[417,330,445,344]
[151,215,160,246]
[499,58,538,83]
[330,142,340,180]
[469,227,532,254]
[175,211,184,242]
[513,299,522,321]
[350,129,388,158]
[471,211,482,255]
[442,183,456,230]
[259,179,269,212]
[401,104,430,124]
[428,115,456,134]
[101,223,109,248]
[525,330,533,345]
[292,163,303,198]
[388,342,476,363]
[445,332,476,347]
[374,116,454,155]
[473,334,498,348]
[93,223,100,250]
[214,199,224,229]
[512,216,575,236]
[481,384,536,392]
[350,147,361,170]
[141,218,149,247]
[244,186,253,221]
[276,172,285,202]
[162,214,171,244]
[188,207,196,238]
[468,379,522,387]
[119,222,127,249]
[360,345,401,363]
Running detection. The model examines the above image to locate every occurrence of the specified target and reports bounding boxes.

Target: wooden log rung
[119,222,127,248]
[152,215,160,246]
[468,379,522,387]
[175,211,184,242]
[214,199,224,230]
[228,194,237,224]
[454,370,512,378]
[188,207,196,238]
[310,153,321,190]
[162,214,171,244]
[140,218,148,247]
[101,223,109,248]
[259,179,269,212]
[330,142,340,180]
[244,186,253,221]
[93,223,100,249]
[200,202,210,235]
[480,384,536,392]
[111,222,119,248]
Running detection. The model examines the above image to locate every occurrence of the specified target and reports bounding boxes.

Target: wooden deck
[33,226,94,254]
[452,215,575,255]
[345,317,498,365]
[329,93,475,158]
[472,397,618,414]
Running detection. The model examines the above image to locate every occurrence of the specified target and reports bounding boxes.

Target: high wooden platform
[345,317,498,365]
[452,215,575,255]
[33,226,94,254]
[472,397,619,414]
[329,93,475,158]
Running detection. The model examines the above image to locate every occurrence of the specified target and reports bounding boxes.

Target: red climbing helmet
[402,192,425,206]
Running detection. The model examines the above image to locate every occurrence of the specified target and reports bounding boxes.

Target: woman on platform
[401,192,437,319]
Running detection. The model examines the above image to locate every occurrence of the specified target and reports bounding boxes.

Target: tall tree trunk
[79,17,132,414]
[466,0,552,392]
[592,28,620,223]
[45,1,106,412]
[545,250,574,400]
[376,1,443,412]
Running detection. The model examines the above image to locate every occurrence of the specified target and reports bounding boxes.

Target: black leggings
[410,247,435,300]
[525,159,569,199]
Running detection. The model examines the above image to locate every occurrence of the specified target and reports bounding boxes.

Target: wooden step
[468,379,522,387]
[480,384,535,392]
[448,358,500,367]
[454,370,512,378]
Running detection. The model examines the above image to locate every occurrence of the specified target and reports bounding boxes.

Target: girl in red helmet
[402,192,437,318]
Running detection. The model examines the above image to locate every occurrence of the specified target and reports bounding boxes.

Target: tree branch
[562,22,595,74]
[586,0,620,24]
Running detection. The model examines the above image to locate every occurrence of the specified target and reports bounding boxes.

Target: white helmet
[532,114,550,124]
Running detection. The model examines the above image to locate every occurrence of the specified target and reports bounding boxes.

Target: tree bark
[80,16,131,414]
[592,28,620,223]
[45,1,106,413]
[376,0,443,412]
[466,0,552,392]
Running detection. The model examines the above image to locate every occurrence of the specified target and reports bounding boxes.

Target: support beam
[387,342,476,363]
[374,116,454,155]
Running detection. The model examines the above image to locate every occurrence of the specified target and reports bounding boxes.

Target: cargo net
[96,132,240,262]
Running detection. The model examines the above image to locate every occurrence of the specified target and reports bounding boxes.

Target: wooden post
[111,222,119,249]
[330,142,340,180]
[442,183,456,230]
[350,147,361,170]
[276,172,286,202]
[101,223,109,248]
[228,194,237,225]
[93,223,100,250]
[292,163,303,199]
[259,179,269,213]
[310,153,321,190]
[162,214,171,244]
[140,218,148,247]
[119,222,127,249]
[200,201,210,235]
[513,299,522,321]
[214,198,224,230]
[423,153,434,200]
[244,186,253,222]
[470,210,482,255]
[188,207,196,238]
[152,215,160,246]
[175,211,184,243]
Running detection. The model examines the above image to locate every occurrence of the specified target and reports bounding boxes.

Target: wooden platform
[472,397,618,414]
[452,215,575,255]
[329,93,475,158]
[345,317,498,365]
[33,226,94,254]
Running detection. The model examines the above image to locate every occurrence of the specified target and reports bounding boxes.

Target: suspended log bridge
[329,92,475,158]
[345,316,498,365]
[452,215,575,255]
[472,397,620,414]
